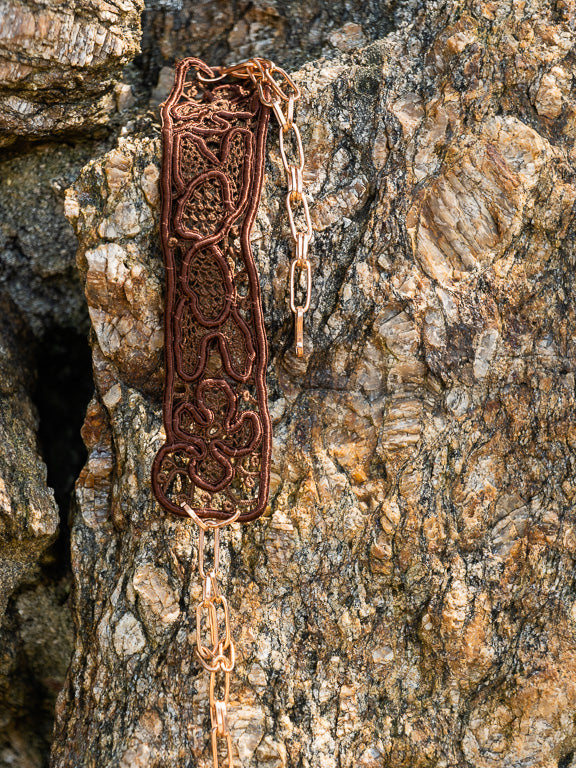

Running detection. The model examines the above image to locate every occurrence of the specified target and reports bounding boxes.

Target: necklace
[151,57,312,767]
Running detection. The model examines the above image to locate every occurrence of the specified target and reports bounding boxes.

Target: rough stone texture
[0,137,98,768]
[0,294,67,766]
[0,142,96,337]
[0,579,74,768]
[0,0,143,145]
[0,0,145,758]
[49,0,576,766]
[140,0,415,103]
[0,296,58,612]
[0,1,417,765]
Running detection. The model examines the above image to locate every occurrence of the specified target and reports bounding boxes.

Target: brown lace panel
[151,58,272,522]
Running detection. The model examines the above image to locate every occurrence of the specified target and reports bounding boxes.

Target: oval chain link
[199,57,313,358]
[182,503,239,768]
[182,56,311,768]
[266,70,313,358]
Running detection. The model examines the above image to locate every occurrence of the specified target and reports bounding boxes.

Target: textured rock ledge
[0,0,143,144]
[0,296,58,611]
[54,1,576,766]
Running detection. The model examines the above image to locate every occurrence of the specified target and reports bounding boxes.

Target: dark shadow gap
[33,326,94,578]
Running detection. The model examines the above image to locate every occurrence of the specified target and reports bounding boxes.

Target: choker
[151,58,312,767]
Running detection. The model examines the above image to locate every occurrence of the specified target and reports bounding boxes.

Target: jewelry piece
[151,57,272,523]
[152,58,312,768]
[203,59,314,358]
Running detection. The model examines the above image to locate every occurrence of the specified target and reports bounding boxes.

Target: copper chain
[182,503,240,768]
[184,58,309,768]
[199,58,313,358]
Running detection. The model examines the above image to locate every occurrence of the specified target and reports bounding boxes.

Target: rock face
[140,0,413,98]
[0,112,100,768]
[0,296,58,614]
[0,294,70,767]
[0,0,144,145]
[48,1,576,766]
[0,1,425,765]
[0,142,95,336]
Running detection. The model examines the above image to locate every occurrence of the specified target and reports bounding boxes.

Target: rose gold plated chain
[181,58,311,768]
[183,503,240,768]
[199,58,313,358]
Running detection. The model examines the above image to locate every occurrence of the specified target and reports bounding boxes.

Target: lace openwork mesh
[151,58,272,522]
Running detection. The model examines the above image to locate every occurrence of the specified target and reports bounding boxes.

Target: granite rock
[52,0,576,765]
